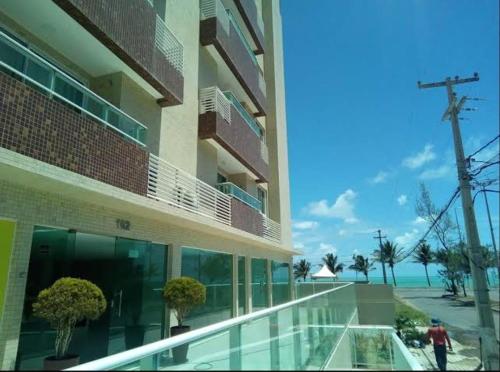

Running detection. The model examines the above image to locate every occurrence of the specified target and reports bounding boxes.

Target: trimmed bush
[33,277,106,359]
[163,277,206,326]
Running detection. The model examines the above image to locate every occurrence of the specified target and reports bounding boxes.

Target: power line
[467,135,500,160]
[399,187,461,262]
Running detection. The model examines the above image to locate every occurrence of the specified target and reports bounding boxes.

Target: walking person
[426,318,453,371]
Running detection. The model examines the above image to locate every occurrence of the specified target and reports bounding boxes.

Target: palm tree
[349,254,375,281]
[322,253,344,277]
[378,241,404,286]
[412,242,434,287]
[293,259,311,282]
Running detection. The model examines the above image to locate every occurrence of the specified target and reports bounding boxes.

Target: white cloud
[338,229,347,236]
[402,144,436,169]
[369,171,389,184]
[352,249,360,256]
[397,194,408,206]
[306,189,359,223]
[412,216,427,225]
[395,229,420,246]
[418,165,452,180]
[294,242,305,250]
[293,221,319,230]
[319,243,336,255]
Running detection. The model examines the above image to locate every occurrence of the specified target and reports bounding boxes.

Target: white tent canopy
[311,264,337,279]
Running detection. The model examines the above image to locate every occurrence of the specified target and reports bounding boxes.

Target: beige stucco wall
[197,140,218,186]
[355,284,396,326]
[262,0,293,249]
[159,0,200,175]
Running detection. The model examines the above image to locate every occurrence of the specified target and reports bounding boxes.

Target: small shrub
[33,277,106,359]
[163,277,206,326]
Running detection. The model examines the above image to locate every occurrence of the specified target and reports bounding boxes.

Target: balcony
[199,87,269,182]
[234,0,265,54]
[0,30,150,194]
[51,0,184,106]
[66,284,423,371]
[147,156,280,243]
[200,0,267,116]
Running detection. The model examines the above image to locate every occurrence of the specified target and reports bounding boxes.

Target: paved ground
[395,286,500,367]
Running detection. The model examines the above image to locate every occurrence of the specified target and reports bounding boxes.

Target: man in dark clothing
[426,318,453,371]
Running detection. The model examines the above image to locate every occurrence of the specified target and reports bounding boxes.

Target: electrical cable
[399,187,461,262]
[466,135,499,160]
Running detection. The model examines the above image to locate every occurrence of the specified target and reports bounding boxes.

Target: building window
[257,187,267,215]
[238,256,246,316]
[272,261,290,305]
[251,258,268,311]
[217,172,228,184]
[181,247,233,328]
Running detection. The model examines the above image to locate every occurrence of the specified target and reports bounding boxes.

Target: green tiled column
[0,220,15,323]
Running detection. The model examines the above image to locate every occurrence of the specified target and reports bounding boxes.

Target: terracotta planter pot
[170,325,191,364]
[43,355,80,370]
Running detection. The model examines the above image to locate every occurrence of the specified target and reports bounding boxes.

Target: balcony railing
[155,15,184,74]
[200,87,264,141]
[225,8,258,66]
[216,182,262,211]
[262,214,281,243]
[0,30,147,146]
[148,154,232,225]
[223,91,263,138]
[66,284,360,371]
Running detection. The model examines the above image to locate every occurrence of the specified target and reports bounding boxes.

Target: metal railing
[0,30,147,146]
[66,284,358,371]
[155,15,183,73]
[262,214,281,243]
[216,182,262,211]
[148,154,232,225]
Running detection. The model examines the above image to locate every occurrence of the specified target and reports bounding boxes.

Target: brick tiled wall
[231,198,264,237]
[53,0,183,106]
[234,0,265,54]
[199,110,269,182]
[200,17,266,116]
[0,71,149,195]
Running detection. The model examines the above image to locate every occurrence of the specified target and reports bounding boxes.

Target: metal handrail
[67,283,355,371]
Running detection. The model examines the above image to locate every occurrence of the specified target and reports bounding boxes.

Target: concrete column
[166,244,183,334]
[267,259,273,307]
[245,257,252,313]
[288,257,295,300]
[0,221,34,370]
[232,255,238,317]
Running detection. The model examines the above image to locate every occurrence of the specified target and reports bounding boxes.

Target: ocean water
[303,271,499,288]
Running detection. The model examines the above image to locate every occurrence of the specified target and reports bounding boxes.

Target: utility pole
[477,180,499,280]
[418,73,499,370]
[373,229,387,284]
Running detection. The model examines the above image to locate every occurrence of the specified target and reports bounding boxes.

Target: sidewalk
[407,327,482,371]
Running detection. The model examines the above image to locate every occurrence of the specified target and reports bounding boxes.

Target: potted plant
[33,277,107,370]
[163,277,206,364]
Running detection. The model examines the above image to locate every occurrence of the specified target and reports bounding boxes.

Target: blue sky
[281,0,499,278]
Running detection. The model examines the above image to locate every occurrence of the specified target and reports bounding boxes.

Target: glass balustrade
[0,30,147,146]
[216,182,262,211]
[223,91,264,139]
[226,9,258,67]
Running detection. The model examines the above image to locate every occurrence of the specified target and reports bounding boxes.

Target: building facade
[0,0,294,369]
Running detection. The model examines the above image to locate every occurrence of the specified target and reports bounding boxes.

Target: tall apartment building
[0,0,295,369]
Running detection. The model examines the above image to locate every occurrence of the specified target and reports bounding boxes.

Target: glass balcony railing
[223,91,263,138]
[216,182,262,211]
[226,9,258,67]
[0,30,147,146]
